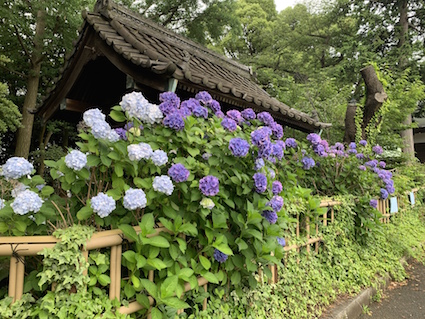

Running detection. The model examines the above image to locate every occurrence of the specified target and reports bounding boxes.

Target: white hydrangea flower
[1,157,33,180]
[151,150,168,166]
[91,120,112,140]
[65,150,87,171]
[11,190,43,215]
[145,104,164,124]
[127,143,153,161]
[91,193,116,218]
[200,198,215,210]
[153,175,174,196]
[83,108,106,127]
[123,188,147,210]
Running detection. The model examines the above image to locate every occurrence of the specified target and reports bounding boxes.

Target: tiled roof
[39,0,330,131]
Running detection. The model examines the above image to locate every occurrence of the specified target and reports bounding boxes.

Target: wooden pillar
[315,217,319,253]
[9,256,25,302]
[306,217,310,253]
[110,245,122,300]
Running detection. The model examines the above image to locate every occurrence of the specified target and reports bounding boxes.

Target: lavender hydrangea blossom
[285,138,298,148]
[307,133,321,145]
[11,190,43,215]
[356,153,365,160]
[302,157,315,170]
[271,123,284,139]
[359,165,366,171]
[221,117,237,132]
[254,158,265,171]
[65,150,87,171]
[359,140,367,146]
[163,113,185,131]
[262,210,278,224]
[123,188,147,210]
[151,150,168,166]
[257,112,275,126]
[91,193,116,218]
[229,138,250,157]
[380,188,389,199]
[369,199,378,209]
[272,181,283,195]
[153,176,174,195]
[267,195,284,212]
[193,105,208,118]
[272,143,284,160]
[213,249,228,263]
[226,110,243,123]
[159,91,180,107]
[372,145,383,155]
[195,91,213,104]
[1,157,34,180]
[199,176,220,196]
[168,163,190,183]
[251,127,272,146]
[253,173,267,193]
[241,108,256,120]
[277,237,286,247]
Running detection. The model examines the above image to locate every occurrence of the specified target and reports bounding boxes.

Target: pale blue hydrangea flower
[11,190,43,215]
[153,175,174,195]
[200,198,215,209]
[106,130,120,142]
[151,150,168,166]
[11,183,28,198]
[120,92,149,118]
[65,150,87,171]
[83,108,105,127]
[145,104,164,124]
[91,193,116,218]
[123,188,147,210]
[127,143,153,161]
[1,157,34,180]
[0,199,5,210]
[91,119,112,140]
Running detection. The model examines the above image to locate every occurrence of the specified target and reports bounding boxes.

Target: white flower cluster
[83,108,119,142]
[128,143,153,161]
[1,157,33,180]
[11,190,43,215]
[91,193,116,218]
[151,150,168,166]
[0,199,4,210]
[123,188,147,210]
[65,150,88,171]
[200,198,215,210]
[153,175,174,196]
[120,92,163,124]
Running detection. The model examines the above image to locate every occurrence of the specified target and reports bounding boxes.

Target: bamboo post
[8,257,17,301]
[331,207,334,223]
[110,245,119,300]
[203,283,208,310]
[296,214,300,264]
[147,270,155,319]
[306,216,310,253]
[268,252,277,284]
[15,257,25,301]
[115,244,122,300]
[323,208,328,227]
[315,217,319,253]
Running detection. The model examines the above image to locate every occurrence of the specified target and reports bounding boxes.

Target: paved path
[359,261,425,319]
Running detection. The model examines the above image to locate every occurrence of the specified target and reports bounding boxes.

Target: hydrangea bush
[0,90,394,315]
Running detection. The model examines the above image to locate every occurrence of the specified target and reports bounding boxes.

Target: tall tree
[0,0,94,158]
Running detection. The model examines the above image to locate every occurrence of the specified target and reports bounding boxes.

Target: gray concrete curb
[322,274,391,319]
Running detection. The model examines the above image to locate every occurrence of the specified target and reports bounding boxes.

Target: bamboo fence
[0,190,419,315]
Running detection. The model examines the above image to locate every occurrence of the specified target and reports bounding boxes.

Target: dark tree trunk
[360,65,387,139]
[343,100,357,143]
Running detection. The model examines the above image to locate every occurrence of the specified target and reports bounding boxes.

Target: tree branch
[13,25,32,62]
[0,64,27,78]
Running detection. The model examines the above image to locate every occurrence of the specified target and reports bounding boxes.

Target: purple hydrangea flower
[277,237,286,247]
[387,185,395,194]
[193,105,208,118]
[307,133,321,145]
[206,99,221,113]
[349,142,357,149]
[272,181,283,195]
[168,163,190,183]
[115,128,127,140]
[356,153,365,160]
[91,193,116,218]
[181,98,200,111]
[1,157,34,180]
[226,110,243,123]
[267,195,284,212]
[359,140,367,146]
[215,110,225,118]
[370,199,378,209]
[272,143,284,160]
[195,91,213,104]
[199,176,220,196]
[262,210,278,224]
[313,144,326,157]
[11,190,43,215]
[163,113,185,131]
[379,161,386,168]
[276,140,286,150]
[123,188,147,210]
[372,145,383,155]
[253,173,267,193]
[251,127,272,146]
[213,249,228,263]
[258,141,273,159]
[348,149,357,155]
[333,142,344,151]
[257,112,275,126]
[160,91,180,105]
[359,165,366,171]
[241,108,256,120]
[153,175,174,195]
[302,157,315,170]
[285,138,297,148]
[380,188,389,199]
[178,105,192,118]
[159,101,178,115]
[365,160,378,168]
[221,117,237,132]
[229,138,250,157]
[271,123,284,140]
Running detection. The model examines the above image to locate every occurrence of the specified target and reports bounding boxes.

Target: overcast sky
[275,0,301,12]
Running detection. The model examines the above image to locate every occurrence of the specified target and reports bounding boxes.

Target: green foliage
[0,79,21,145]
[189,199,425,318]
[0,225,126,318]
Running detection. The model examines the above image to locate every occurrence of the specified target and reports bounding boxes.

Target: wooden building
[38,0,330,132]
